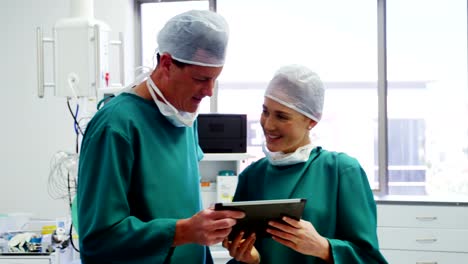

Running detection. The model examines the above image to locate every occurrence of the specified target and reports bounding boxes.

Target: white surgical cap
[265,64,325,122]
[157,10,229,67]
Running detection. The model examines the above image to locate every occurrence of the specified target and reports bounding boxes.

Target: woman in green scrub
[77,10,244,264]
[223,65,388,264]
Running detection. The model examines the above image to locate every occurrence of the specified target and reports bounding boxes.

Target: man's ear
[159,53,173,74]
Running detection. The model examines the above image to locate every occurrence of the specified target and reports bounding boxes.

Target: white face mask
[263,143,315,166]
[146,78,198,127]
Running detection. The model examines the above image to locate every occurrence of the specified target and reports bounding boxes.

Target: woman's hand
[222,232,261,264]
[266,217,333,262]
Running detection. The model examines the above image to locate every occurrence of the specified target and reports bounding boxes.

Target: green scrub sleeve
[328,164,388,264]
[77,127,176,262]
[194,121,204,162]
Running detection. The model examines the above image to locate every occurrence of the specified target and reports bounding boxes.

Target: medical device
[34,2,125,260]
[36,0,124,99]
[197,114,247,153]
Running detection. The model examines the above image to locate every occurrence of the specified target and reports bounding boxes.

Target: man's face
[165,62,223,113]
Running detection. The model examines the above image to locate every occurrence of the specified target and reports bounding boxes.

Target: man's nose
[201,80,216,97]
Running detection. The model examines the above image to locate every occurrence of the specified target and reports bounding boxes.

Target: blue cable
[74,104,80,135]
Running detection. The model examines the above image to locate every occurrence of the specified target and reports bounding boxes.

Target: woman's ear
[308,120,317,130]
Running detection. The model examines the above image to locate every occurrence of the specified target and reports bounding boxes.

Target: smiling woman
[222,64,388,264]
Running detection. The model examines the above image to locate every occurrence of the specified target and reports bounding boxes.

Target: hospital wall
[0,0,137,219]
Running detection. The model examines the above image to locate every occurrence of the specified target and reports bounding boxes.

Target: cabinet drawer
[381,249,468,264]
[0,258,51,264]
[377,204,468,229]
[378,227,468,252]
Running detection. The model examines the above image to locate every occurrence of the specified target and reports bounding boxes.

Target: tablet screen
[215,198,307,240]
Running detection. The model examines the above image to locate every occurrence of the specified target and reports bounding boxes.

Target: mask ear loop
[110,66,153,98]
[133,66,153,85]
[146,77,179,114]
[146,78,197,127]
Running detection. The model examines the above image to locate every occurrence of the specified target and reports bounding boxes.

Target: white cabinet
[0,255,54,264]
[381,250,468,263]
[200,153,254,264]
[377,203,468,264]
[199,153,254,208]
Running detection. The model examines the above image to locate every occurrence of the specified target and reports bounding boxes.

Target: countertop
[374,194,468,206]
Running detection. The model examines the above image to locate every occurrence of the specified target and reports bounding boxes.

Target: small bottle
[218,170,236,177]
[217,170,238,203]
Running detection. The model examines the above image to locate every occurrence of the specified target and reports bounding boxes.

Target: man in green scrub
[77,10,244,264]
[223,65,388,263]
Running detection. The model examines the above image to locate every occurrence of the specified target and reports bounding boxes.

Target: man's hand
[174,208,245,246]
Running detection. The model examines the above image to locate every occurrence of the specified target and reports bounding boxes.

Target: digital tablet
[214,198,307,240]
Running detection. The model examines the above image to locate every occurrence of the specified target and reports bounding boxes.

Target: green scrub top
[229,147,388,264]
[77,93,210,264]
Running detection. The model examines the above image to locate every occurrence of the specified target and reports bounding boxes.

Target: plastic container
[217,170,238,203]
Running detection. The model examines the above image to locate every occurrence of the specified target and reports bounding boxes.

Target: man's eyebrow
[193,75,212,80]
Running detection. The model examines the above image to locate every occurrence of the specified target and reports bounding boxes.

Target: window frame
[135,0,468,199]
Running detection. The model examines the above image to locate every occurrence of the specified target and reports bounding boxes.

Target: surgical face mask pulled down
[146,77,198,127]
[263,143,315,166]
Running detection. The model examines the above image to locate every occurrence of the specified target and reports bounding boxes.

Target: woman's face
[260,97,314,153]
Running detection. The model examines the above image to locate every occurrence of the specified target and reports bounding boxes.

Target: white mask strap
[146,78,180,114]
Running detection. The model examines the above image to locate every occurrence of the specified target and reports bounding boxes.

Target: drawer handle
[416,262,438,264]
[415,216,437,221]
[415,238,437,243]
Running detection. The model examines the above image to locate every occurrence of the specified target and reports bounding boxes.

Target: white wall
[0,0,137,219]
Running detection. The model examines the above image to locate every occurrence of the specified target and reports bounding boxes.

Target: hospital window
[138,0,468,200]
